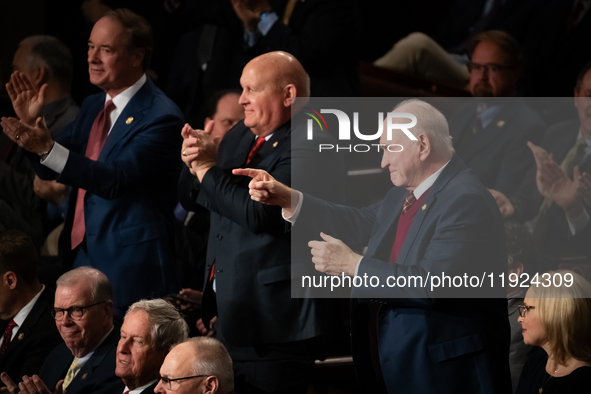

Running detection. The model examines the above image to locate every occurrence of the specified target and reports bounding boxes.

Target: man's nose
[88,48,98,63]
[154,380,165,393]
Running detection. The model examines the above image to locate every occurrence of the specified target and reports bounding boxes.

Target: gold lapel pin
[273,141,278,148]
[497,120,505,127]
[82,373,88,380]
[422,204,427,211]
[126,117,134,124]
[18,333,24,340]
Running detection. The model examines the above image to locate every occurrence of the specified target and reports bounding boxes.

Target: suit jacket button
[217,234,223,240]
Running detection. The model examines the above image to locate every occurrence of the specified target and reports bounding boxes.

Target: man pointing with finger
[178,51,345,393]
[237,99,512,393]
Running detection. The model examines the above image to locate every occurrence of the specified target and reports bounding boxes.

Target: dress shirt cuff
[41,141,69,173]
[282,190,303,224]
[354,256,364,277]
[567,207,589,236]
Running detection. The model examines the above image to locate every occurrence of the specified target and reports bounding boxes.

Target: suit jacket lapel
[396,155,463,265]
[460,103,514,163]
[67,327,117,391]
[99,80,153,160]
[2,287,51,358]
[229,129,255,169]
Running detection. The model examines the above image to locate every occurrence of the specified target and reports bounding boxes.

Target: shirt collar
[106,74,147,109]
[412,160,451,200]
[13,285,45,328]
[124,379,158,394]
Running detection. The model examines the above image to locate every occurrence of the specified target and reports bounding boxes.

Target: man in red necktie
[0,230,61,388]
[0,9,184,317]
[237,99,512,394]
[177,51,346,393]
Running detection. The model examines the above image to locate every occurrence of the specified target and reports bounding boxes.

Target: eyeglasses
[467,62,515,75]
[518,303,535,318]
[52,301,106,321]
[160,375,209,390]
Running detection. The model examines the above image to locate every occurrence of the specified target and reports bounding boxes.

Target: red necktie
[71,100,116,250]
[401,192,417,216]
[246,137,266,165]
[0,320,17,354]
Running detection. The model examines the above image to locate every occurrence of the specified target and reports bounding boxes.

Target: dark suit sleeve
[195,148,291,234]
[297,193,380,251]
[56,113,182,200]
[356,191,501,302]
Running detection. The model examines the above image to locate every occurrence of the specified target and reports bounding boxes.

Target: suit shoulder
[150,86,184,120]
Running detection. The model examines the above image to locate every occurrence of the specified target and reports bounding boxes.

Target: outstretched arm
[232,168,297,215]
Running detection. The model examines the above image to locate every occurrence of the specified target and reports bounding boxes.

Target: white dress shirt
[0,285,45,347]
[42,74,147,173]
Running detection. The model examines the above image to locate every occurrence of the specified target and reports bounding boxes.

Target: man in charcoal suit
[178,51,346,393]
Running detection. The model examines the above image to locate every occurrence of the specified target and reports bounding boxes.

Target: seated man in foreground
[7,267,122,394]
[155,337,234,394]
[235,99,511,393]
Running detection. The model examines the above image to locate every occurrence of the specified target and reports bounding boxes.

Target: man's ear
[132,48,145,69]
[283,84,297,107]
[418,134,431,161]
[203,376,219,394]
[3,271,18,290]
[32,66,47,88]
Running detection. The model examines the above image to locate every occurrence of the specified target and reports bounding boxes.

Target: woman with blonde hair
[516,270,591,393]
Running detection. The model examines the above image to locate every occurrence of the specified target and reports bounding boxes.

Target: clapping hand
[528,141,584,219]
[6,71,46,126]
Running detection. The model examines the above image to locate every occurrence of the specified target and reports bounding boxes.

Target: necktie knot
[247,137,266,164]
[402,192,417,215]
[0,320,17,354]
[63,358,82,389]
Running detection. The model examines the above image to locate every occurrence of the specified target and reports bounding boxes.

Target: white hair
[393,99,454,156]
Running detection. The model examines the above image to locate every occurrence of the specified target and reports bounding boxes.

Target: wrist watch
[39,143,54,161]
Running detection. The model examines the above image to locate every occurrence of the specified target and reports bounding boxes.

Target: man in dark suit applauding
[238,99,512,393]
[178,51,345,393]
[1,9,183,317]
[0,230,61,387]
[11,267,123,394]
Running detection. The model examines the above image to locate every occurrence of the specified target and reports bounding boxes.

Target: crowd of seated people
[0,2,591,394]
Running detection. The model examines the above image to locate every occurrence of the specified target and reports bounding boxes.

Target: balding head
[155,338,233,394]
[239,51,310,136]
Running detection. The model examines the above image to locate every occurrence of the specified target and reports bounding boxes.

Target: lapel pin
[273,141,278,148]
[18,333,24,340]
[126,117,134,124]
[422,204,427,211]
[497,120,505,127]
[82,373,87,380]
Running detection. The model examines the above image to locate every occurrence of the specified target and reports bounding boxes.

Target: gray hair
[19,35,73,91]
[125,299,189,352]
[56,267,112,303]
[393,99,454,156]
[180,337,234,394]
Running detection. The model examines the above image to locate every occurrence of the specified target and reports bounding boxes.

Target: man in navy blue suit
[238,99,512,393]
[1,9,183,316]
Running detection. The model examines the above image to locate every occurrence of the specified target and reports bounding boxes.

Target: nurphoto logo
[304,108,417,152]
